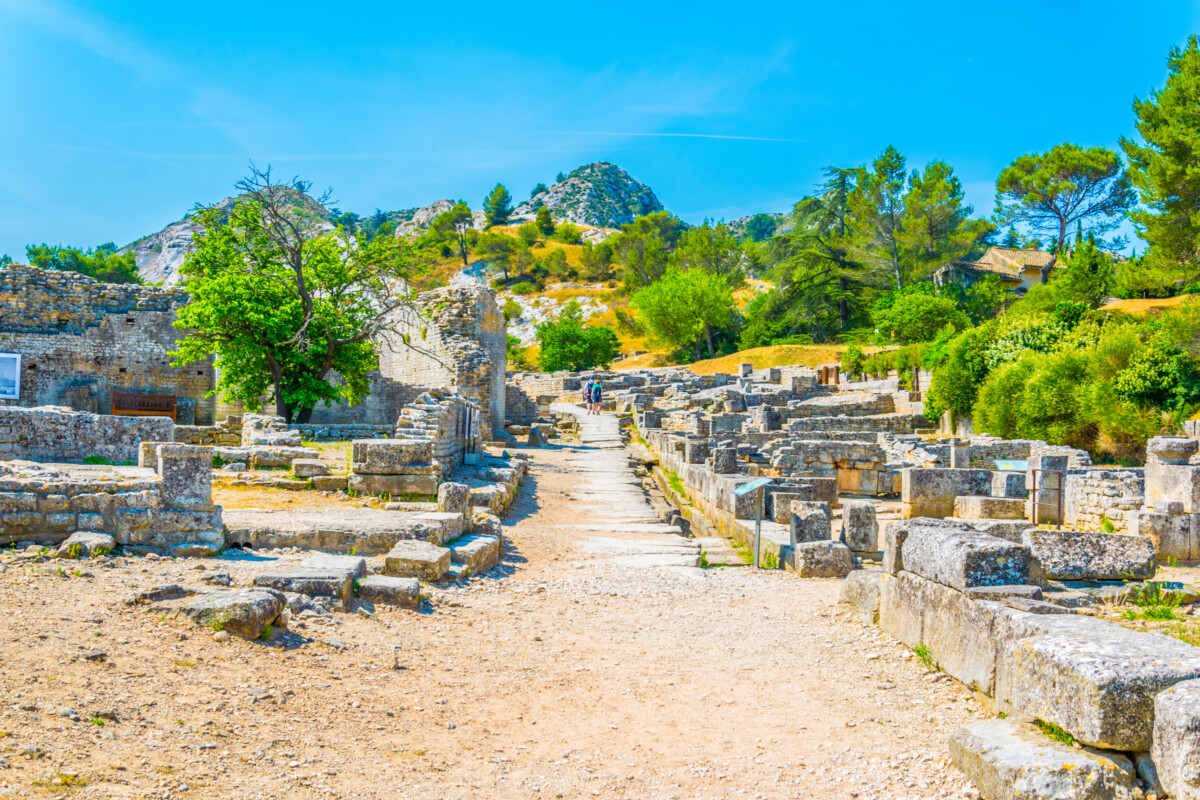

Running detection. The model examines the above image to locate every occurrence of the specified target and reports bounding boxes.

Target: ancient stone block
[790,501,831,544]
[291,458,328,478]
[684,436,709,465]
[711,448,738,474]
[1154,678,1200,800]
[252,555,366,605]
[786,540,853,578]
[357,576,420,609]
[894,520,1030,590]
[348,473,438,497]
[447,534,500,573]
[949,719,1135,800]
[57,531,115,558]
[1022,529,1156,581]
[953,495,1026,521]
[841,500,878,553]
[385,540,451,581]
[839,570,882,624]
[351,439,433,474]
[992,471,1028,499]
[154,443,213,511]
[900,468,992,519]
[158,589,285,640]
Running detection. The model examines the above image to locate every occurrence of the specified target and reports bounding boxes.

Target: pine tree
[1121,35,1200,287]
[482,184,513,227]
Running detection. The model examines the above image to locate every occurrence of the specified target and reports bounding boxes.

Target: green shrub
[873,294,969,344]
[554,223,582,244]
[511,281,536,295]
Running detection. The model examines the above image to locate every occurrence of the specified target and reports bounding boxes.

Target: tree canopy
[632,266,734,360]
[430,202,475,266]
[172,167,422,423]
[535,301,619,372]
[483,184,513,227]
[25,242,142,284]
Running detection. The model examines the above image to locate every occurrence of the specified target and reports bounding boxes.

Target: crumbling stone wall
[505,383,538,425]
[785,414,932,434]
[290,422,395,442]
[175,415,242,446]
[394,389,485,478]
[378,285,507,431]
[0,264,215,424]
[0,405,173,463]
[1064,469,1144,532]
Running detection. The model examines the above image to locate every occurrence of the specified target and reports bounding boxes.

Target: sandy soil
[0,437,982,800]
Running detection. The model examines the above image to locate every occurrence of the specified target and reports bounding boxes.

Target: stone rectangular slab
[895,519,1030,590]
[949,719,1134,800]
[784,540,853,578]
[252,555,366,604]
[350,439,432,474]
[156,588,285,640]
[385,540,451,581]
[1154,678,1200,800]
[839,570,883,624]
[954,495,1027,521]
[358,576,420,609]
[1022,529,1156,581]
[447,534,500,573]
[349,473,438,497]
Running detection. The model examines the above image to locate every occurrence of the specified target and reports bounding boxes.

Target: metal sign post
[732,477,773,570]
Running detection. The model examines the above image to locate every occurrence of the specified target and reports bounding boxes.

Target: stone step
[252,555,366,603]
[447,534,501,574]
[385,540,451,581]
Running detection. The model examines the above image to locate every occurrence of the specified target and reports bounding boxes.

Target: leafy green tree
[849,146,908,289]
[516,223,539,247]
[670,221,745,287]
[612,212,684,291]
[530,182,548,198]
[898,160,993,283]
[745,214,777,242]
[923,325,995,422]
[430,202,475,265]
[555,171,567,183]
[871,292,969,344]
[171,167,421,423]
[1055,236,1115,307]
[963,274,1013,322]
[483,184,513,227]
[632,267,734,360]
[994,143,1135,281]
[536,206,555,236]
[554,223,582,244]
[840,343,866,378]
[25,242,142,284]
[579,240,613,281]
[535,301,618,371]
[477,232,516,280]
[1122,36,1200,289]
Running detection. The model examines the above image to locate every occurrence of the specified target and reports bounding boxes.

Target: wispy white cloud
[0,0,174,80]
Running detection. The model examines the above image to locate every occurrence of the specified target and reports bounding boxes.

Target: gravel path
[0,410,983,799]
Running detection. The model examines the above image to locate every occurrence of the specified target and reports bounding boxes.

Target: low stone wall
[1064,469,1144,533]
[175,416,242,447]
[505,383,538,425]
[769,440,900,497]
[968,436,1093,469]
[289,422,395,442]
[0,405,173,463]
[790,392,895,419]
[0,443,222,555]
[785,413,932,434]
[394,390,486,478]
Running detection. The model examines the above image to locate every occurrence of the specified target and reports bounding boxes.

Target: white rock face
[125,214,206,286]
[511,162,663,228]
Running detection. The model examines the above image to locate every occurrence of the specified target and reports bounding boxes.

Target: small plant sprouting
[1035,719,1075,746]
[1100,515,1116,533]
[209,612,232,633]
[762,550,779,570]
[259,624,274,641]
[700,551,710,569]
[914,643,935,671]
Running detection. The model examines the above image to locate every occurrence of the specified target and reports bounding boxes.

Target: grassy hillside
[614,344,885,374]
[1099,294,1198,315]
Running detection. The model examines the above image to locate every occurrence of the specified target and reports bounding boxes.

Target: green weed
[259,624,274,641]
[1100,515,1116,533]
[762,550,779,570]
[210,612,232,632]
[699,551,710,569]
[914,643,935,671]
[1035,719,1075,746]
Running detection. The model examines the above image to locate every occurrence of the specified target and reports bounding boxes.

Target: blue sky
[1,0,1197,260]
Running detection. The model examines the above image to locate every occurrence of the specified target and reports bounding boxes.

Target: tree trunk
[1041,219,1067,283]
[704,324,716,358]
[295,407,314,424]
[274,392,290,422]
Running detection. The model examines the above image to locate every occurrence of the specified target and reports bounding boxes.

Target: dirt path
[0,411,983,800]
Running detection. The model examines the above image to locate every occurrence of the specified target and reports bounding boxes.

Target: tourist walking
[591,377,603,415]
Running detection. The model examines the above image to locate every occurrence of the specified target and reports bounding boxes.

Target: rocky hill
[512,163,663,228]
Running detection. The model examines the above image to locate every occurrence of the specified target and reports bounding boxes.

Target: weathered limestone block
[158,589,285,640]
[357,576,420,609]
[469,510,503,538]
[992,471,1028,499]
[786,540,853,578]
[1154,678,1200,800]
[241,414,301,447]
[348,473,438,497]
[1148,435,1200,464]
[841,500,878,553]
[684,436,709,465]
[448,533,501,573]
[790,501,831,544]
[1022,529,1156,582]
[896,520,1031,589]
[839,570,882,624]
[351,439,433,474]
[953,495,1027,521]
[290,458,328,478]
[155,443,213,511]
[57,531,115,558]
[437,482,471,518]
[949,719,1135,800]
[252,555,366,605]
[1129,508,1196,561]
[964,585,1043,601]
[997,625,1200,750]
[901,468,992,519]
[384,540,451,581]
[711,448,738,474]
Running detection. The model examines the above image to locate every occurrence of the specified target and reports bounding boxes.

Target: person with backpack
[583,377,595,414]
[591,377,604,414]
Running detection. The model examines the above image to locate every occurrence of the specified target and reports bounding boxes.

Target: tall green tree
[745,214,777,242]
[430,202,475,266]
[25,242,142,284]
[477,233,516,280]
[849,145,908,288]
[535,206,555,236]
[482,184,513,227]
[994,143,1135,281]
[172,167,422,423]
[670,221,745,287]
[1121,36,1200,288]
[632,267,734,360]
[898,160,992,283]
[535,301,618,372]
[611,211,684,290]
[530,182,548,198]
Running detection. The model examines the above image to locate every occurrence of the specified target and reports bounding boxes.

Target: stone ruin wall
[0,264,216,424]
[1064,469,1145,533]
[394,390,486,478]
[379,285,507,432]
[505,384,538,426]
[0,405,174,463]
